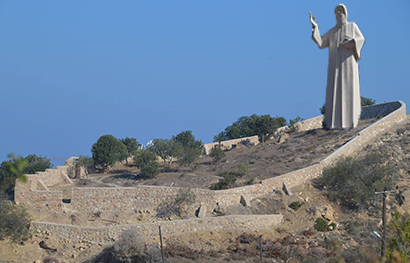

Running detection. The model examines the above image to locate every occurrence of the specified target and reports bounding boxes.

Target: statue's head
[335,4,348,27]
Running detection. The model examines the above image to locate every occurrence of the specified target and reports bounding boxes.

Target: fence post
[159,226,165,263]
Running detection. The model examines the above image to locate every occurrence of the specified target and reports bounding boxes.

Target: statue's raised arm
[309,12,317,29]
[310,12,327,48]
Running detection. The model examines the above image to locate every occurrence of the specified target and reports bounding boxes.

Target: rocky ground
[53,118,377,191]
[3,116,410,262]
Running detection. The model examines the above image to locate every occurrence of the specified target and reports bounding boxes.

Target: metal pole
[159,226,165,263]
[375,187,398,259]
[381,191,387,258]
[260,235,263,263]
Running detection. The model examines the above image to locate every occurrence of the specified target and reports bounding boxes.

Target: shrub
[211,172,236,190]
[139,163,159,179]
[173,131,203,168]
[210,148,225,163]
[288,116,304,133]
[313,152,396,210]
[156,188,196,218]
[386,212,410,261]
[289,201,303,211]
[134,149,159,179]
[314,217,336,232]
[112,230,145,263]
[213,114,286,142]
[361,96,376,107]
[0,198,31,242]
[0,154,52,197]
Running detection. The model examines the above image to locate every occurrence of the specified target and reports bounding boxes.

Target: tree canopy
[120,137,140,164]
[0,154,52,197]
[172,130,203,167]
[147,138,181,166]
[134,149,159,179]
[92,135,128,169]
[213,114,286,143]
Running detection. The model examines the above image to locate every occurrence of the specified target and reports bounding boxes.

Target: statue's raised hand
[310,12,318,29]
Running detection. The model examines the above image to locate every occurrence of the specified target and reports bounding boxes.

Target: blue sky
[1,1,409,166]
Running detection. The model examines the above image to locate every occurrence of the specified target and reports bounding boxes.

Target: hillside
[56,118,376,191]
[2,115,410,262]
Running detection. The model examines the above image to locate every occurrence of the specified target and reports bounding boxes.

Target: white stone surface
[311,4,365,130]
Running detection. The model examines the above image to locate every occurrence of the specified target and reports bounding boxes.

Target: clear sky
[1,1,409,166]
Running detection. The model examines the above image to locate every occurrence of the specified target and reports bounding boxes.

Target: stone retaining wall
[204,136,260,153]
[30,214,283,243]
[203,115,324,153]
[15,177,63,212]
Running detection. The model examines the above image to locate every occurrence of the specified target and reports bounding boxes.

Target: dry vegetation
[4,117,410,262]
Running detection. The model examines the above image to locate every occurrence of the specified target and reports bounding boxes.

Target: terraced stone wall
[30,214,283,243]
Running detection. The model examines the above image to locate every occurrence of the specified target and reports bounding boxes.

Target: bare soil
[53,118,377,190]
[3,117,410,263]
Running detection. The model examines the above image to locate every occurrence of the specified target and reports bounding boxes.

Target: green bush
[288,116,304,133]
[313,152,396,210]
[134,149,159,179]
[139,163,159,179]
[289,201,303,211]
[314,217,336,232]
[0,154,52,197]
[172,130,203,168]
[386,212,410,261]
[210,148,225,163]
[0,198,31,242]
[361,96,376,107]
[213,114,286,142]
[211,172,236,190]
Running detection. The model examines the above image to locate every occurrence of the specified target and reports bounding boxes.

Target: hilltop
[2,111,410,262]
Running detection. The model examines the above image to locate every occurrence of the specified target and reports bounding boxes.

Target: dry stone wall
[30,214,283,243]
[15,177,63,212]
[204,136,259,154]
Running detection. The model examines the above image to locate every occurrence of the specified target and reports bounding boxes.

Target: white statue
[310,4,365,130]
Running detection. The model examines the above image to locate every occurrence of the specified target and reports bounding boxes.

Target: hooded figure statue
[310,4,365,130]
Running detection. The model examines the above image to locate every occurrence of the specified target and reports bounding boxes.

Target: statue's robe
[312,22,365,129]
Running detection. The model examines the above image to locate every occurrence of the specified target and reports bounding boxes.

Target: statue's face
[336,10,347,26]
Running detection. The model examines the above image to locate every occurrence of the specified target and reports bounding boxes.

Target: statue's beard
[336,17,347,27]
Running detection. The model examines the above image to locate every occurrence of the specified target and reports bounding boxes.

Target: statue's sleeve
[353,23,365,61]
[312,26,329,49]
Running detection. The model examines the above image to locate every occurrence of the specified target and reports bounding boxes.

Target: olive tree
[172,130,203,168]
[134,149,159,179]
[92,135,128,169]
[120,137,140,165]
